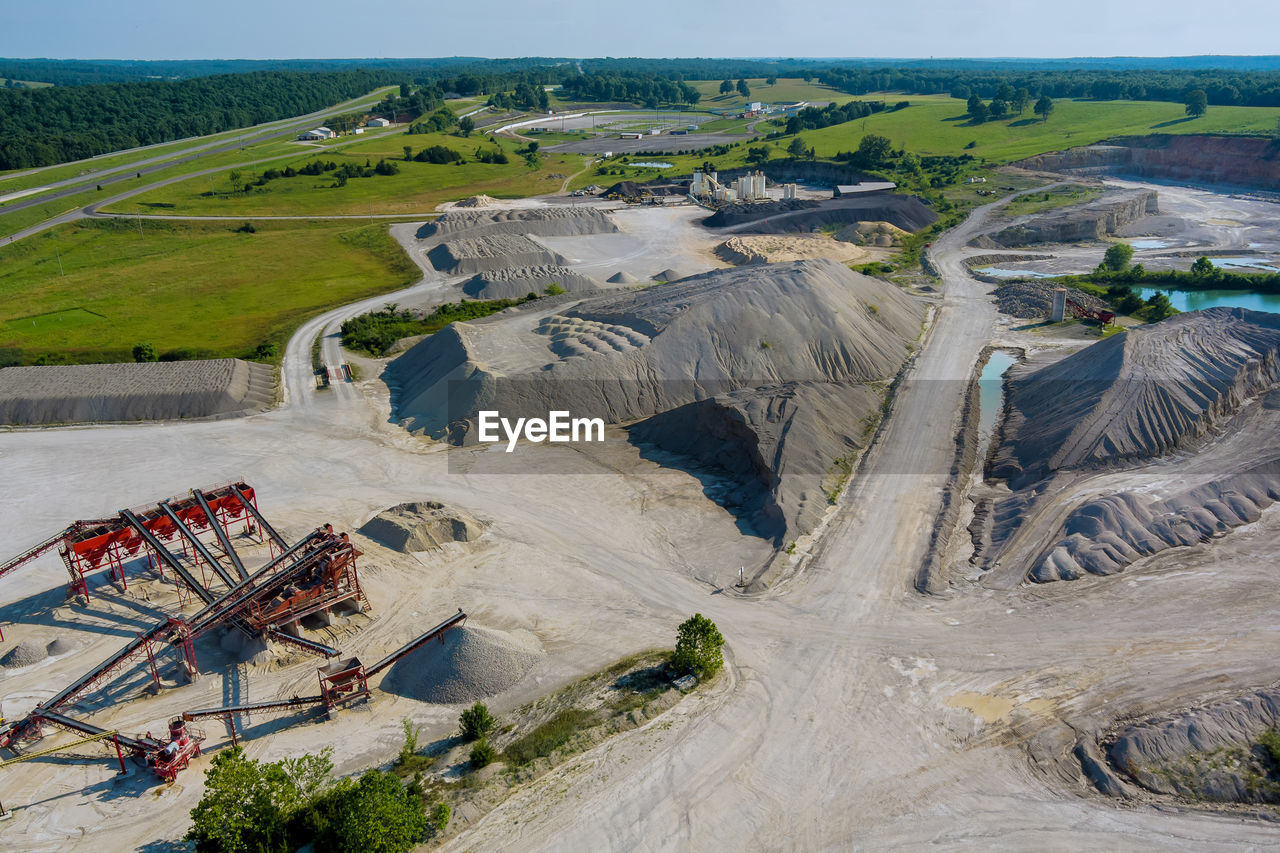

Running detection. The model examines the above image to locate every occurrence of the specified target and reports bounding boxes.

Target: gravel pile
[359,501,485,552]
[454,195,497,208]
[462,265,600,299]
[426,206,617,239]
[46,637,77,655]
[995,282,1110,319]
[427,234,566,275]
[653,268,686,282]
[1,639,48,668]
[607,271,640,284]
[381,625,544,703]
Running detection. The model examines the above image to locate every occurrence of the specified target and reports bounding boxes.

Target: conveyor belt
[365,609,467,679]
[159,502,237,590]
[182,694,325,721]
[193,488,248,580]
[119,508,214,605]
[266,628,340,658]
[230,484,287,552]
[33,709,161,754]
[185,530,322,631]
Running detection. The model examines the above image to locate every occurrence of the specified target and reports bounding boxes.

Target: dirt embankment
[986,189,1159,246]
[1104,688,1280,804]
[1017,135,1280,192]
[703,195,938,234]
[0,359,275,426]
[422,206,618,239]
[462,265,601,299]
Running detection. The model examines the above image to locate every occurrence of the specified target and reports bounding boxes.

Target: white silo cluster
[732,170,768,201]
[781,183,798,200]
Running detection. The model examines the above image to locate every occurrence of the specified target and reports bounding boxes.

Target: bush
[458,702,495,742]
[235,221,256,233]
[502,709,594,766]
[253,342,279,361]
[1260,730,1280,766]
[132,342,157,362]
[313,770,426,853]
[469,739,497,769]
[430,802,451,833]
[544,282,566,295]
[1103,243,1134,272]
[397,718,419,765]
[672,613,724,679]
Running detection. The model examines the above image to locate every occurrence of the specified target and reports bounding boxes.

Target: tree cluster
[558,72,701,108]
[783,100,886,135]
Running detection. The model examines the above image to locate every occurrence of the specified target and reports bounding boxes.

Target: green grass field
[1002,184,1104,216]
[104,130,590,216]
[690,78,852,111]
[0,218,418,365]
[801,95,1280,162]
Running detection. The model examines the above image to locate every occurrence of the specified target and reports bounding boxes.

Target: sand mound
[653,268,685,282]
[995,281,1111,319]
[991,308,1280,489]
[381,625,544,703]
[1,639,48,668]
[607,271,640,284]
[1108,688,1280,802]
[716,235,868,266]
[46,637,76,655]
[424,206,617,239]
[454,195,497,208]
[427,234,566,275]
[0,359,275,426]
[387,259,924,543]
[834,221,909,245]
[359,501,485,552]
[462,265,600,299]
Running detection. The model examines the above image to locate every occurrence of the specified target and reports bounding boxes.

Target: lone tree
[1034,95,1055,122]
[1013,87,1032,115]
[989,99,1009,120]
[719,79,734,95]
[672,613,724,679]
[736,78,751,98]
[1184,88,1208,117]
[132,343,157,362]
[458,702,495,742]
[787,136,809,158]
[1191,255,1218,277]
[458,115,475,136]
[1103,243,1134,272]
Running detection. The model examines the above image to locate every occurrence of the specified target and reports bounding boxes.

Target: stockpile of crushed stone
[387,259,924,544]
[703,196,937,234]
[1109,688,1280,802]
[359,501,485,552]
[453,195,497,208]
[991,308,1280,489]
[607,271,641,284]
[835,221,908,246]
[715,235,867,266]
[46,638,76,655]
[381,625,544,703]
[653,268,685,282]
[427,234,566,275]
[1,639,48,668]
[995,281,1111,319]
[0,359,275,426]
[462,265,600,299]
[424,206,617,239]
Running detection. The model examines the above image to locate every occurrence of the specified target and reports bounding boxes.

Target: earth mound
[453,195,497,208]
[0,359,275,426]
[359,501,485,552]
[461,265,600,299]
[716,235,867,266]
[703,195,937,234]
[990,308,1280,489]
[380,625,544,703]
[653,268,685,282]
[427,234,566,275]
[834,221,908,246]
[386,259,924,544]
[988,189,1158,246]
[423,206,617,239]
[46,637,76,655]
[1,639,48,668]
[995,281,1111,319]
[607,271,640,284]
[1108,688,1280,803]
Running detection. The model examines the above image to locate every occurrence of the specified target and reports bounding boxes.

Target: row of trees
[782,100,891,135]
[965,89,1055,123]
[558,73,701,108]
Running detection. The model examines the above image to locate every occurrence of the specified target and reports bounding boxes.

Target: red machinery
[1067,297,1117,326]
[146,718,206,783]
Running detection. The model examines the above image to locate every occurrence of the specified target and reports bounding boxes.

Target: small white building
[367,117,392,128]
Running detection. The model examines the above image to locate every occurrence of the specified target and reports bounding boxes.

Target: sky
[1,0,1277,60]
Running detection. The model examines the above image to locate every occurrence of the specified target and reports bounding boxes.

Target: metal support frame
[193,489,248,580]
[230,485,287,556]
[159,502,237,590]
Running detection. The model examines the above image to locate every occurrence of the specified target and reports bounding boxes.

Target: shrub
[1103,243,1134,272]
[430,802,450,833]
[132,342,157,362]
[469,739,496,769]
[544,282,566,295]
[1258,729,1280,766]
[253,342,279,361]
[672,613,724,679]
[502,709,594,766]
[458,702,495,742]
[397,718,419,765]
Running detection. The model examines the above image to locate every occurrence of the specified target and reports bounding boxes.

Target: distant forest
[4,56,1280,171]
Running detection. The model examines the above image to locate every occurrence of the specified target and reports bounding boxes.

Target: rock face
[427,234,566,275]
[359,501,485,552]
[422,206,618,239]
[1107,688,1280,803]
[385,259,924,544]
[1018,134,1280,191]
[461,265,601,299]
[988,189,1158,246]
[991,308,1280,489]
[0,359,275,426]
